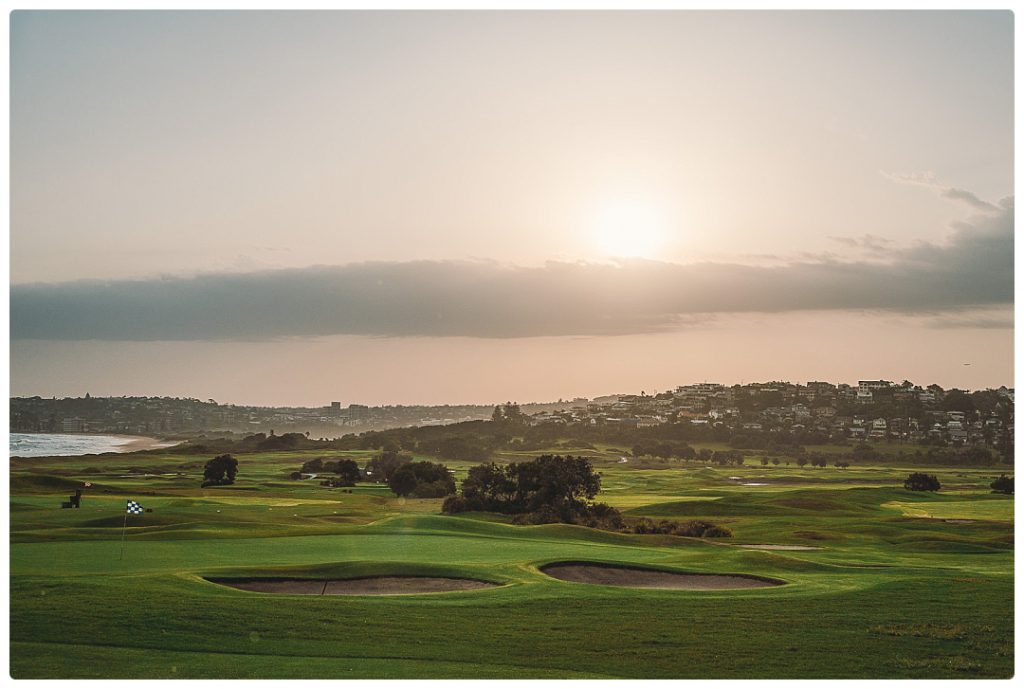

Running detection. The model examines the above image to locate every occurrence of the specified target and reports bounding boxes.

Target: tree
[387,461,456,498]
[388,464,420,497]
[528,455,601,513]
[941,389,977,421]
[461,462,516,509]
[257,432,307,451]
[990,474,1014,495]
[365,450,412,482]
[445,454,603,522]
[797,457,808,468]
[301,457,324,473]
[335,459,361,487]
[904,472,940,492]
[202,454,238,487]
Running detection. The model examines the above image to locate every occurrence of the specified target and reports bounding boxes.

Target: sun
[591,199,668,259]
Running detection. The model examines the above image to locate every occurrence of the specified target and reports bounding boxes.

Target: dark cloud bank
[12,200,1013,341]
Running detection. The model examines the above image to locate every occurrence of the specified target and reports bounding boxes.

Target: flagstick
[120,509,129,560]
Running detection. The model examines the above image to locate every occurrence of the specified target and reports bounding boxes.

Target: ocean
[9,433,156,458]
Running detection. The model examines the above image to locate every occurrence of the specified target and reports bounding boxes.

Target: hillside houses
[522,379,1013,452]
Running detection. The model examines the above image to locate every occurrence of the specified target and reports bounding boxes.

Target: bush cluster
[443,455,620,527]
[990,474,1013,494]
[296,457,361,487]
[363,450,414,483]
[904,472,941,491]
[201,454,238,487]
[388,461,455,498]
[630,518,732,538]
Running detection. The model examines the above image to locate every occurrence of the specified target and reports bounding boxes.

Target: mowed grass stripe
[10,641,615,679]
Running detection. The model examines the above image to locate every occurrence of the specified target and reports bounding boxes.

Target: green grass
[9,447,1014,679]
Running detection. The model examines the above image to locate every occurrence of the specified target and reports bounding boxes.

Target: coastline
[106,434,180,452]
[10,432,179,456]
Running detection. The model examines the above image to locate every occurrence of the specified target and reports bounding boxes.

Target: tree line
[174,412,1011,466]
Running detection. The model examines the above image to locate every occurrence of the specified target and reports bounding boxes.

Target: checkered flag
[126,500,144,514]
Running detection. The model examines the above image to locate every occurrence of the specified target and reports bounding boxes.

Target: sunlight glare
[592,200,668,258]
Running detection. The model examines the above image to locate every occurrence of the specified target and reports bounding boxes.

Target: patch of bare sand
[207,576,496,595]
[114,435,180,452]
[324,577,495,595]
[540,563,783,590]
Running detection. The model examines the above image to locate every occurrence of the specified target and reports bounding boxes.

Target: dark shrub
[511,506,562,525]
[201,454,238,487]
[441,495,469,514]
[578,503,625,530]
[301,457,324,473]
[410,480,454,498]
[630,518,731,538]
[632,517,657,534]
[904,472,941,491]
[991,474,1014,494]
[674,520,716,537]
[387,461,456,498]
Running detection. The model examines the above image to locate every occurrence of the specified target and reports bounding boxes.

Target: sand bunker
[207,576,497,595]
[737,544,823,551]
[540,563,783,590]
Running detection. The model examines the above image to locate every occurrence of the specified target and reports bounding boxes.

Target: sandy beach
[106,435,179,452]
[9,433,179,457]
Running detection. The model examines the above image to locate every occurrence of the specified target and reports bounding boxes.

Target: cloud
[881,170,1003,213]
[921,315,1014,330]
[941,188,1000,212]
[826,234,894,257]
[880,170,939,187]
[10,197,1012,341]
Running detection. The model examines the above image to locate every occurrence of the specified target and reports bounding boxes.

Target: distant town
[9,379,1014,452]
[8,395,577,438]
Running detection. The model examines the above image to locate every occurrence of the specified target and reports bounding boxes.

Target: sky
[9,10,1015,406]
